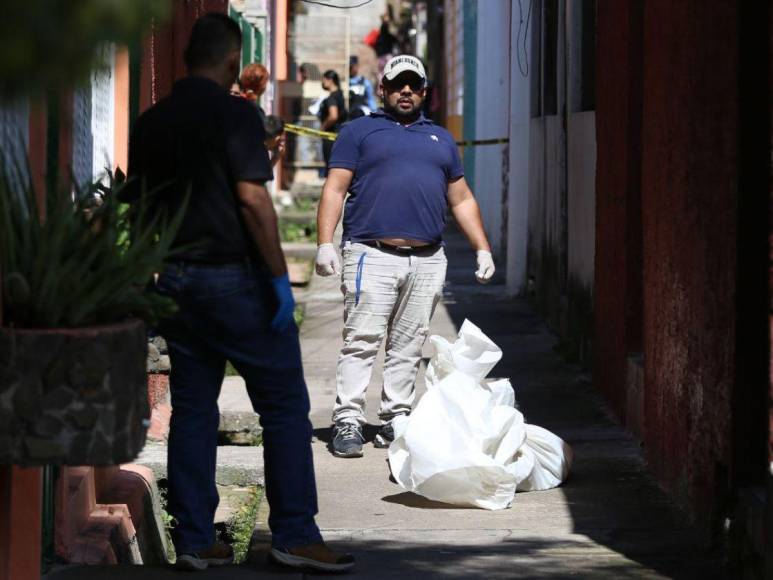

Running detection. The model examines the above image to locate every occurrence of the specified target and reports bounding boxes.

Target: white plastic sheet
[388,320,573,510]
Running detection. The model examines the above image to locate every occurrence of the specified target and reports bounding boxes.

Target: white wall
[567,111,596,287]
[0,99,30,191]
[564,0,596,289]
[472,0,510,258]
[91,45,116,183]
[525,0,596,337]
[527,0,568,303]
[72,45,116,188]
[0,99,29,166]
[528,115,565,265]
[506,3,532,295]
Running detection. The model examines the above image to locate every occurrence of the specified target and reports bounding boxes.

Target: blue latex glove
[270,274,296,333]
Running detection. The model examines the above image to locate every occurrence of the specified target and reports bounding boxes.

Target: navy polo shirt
[328,111,464,244]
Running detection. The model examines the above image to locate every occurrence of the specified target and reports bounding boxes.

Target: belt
[360,240,440,254]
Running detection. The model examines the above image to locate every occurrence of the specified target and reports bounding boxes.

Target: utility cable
[299,0,375,9]
[517,0,533,77]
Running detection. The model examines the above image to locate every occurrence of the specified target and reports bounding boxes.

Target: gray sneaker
[373,421,395,449]
[332,421,364,458]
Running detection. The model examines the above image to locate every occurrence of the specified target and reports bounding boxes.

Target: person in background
[239,62,269,121]
[374,12,397,76]
[299,62,310,83]
[238,64,286,169]
[126,13,354,573]
[263,114,286,168]
[315,55,495,458]
[348,55,377,120]
[318,70,347,175]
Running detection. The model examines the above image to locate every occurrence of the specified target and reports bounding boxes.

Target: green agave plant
[0,159,186,328]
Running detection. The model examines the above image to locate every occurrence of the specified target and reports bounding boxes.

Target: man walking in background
[127,13,353,573]
[348,55,377,119]
[315,55,496,458]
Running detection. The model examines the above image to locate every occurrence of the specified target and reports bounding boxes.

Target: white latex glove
[475,250,495,284]
[315,243,340,276]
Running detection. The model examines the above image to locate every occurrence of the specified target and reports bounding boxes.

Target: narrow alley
[2,2,771,580]
[47,227,720,579]
[282,226,721,578]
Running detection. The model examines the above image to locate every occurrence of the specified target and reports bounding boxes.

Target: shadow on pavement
[435,225,725,579]
[381,492,471,510]
[47,225,725,580]
[46,531,723,579]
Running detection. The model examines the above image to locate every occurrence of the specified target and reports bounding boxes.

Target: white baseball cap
[383,55,427,83]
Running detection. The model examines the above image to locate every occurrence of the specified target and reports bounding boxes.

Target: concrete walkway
[276,228,721,579]
[47,228,721,579]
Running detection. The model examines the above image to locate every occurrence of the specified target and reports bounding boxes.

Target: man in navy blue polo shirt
[315,54,495,458]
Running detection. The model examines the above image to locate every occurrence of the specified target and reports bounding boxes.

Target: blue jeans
[155,262,322,552]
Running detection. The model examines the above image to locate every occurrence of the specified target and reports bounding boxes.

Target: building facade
[0,1,287,576]
[439,0,596,356]
[433,0,771,573]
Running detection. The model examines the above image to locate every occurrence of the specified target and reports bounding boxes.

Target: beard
[383,98,424,122]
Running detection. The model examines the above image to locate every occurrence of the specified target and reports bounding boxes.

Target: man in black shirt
[127,13,353,573]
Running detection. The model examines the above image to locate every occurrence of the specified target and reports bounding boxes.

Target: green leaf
[0,150,186,328]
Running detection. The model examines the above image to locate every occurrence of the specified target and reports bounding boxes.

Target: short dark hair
[322,70,340,87]
[184,13,242,70]
[263,115,285,139]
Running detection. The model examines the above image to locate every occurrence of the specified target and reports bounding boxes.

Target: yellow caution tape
[284,123,509,147]
[284,123,338,141]
[455,137,510,147]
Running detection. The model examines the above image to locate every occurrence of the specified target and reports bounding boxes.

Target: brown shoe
[175,541,234,571]
[270,542,355,573]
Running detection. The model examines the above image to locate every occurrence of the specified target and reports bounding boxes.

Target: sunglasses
[383,75,425,93]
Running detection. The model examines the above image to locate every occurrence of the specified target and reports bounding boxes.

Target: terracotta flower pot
[0,319,149,466]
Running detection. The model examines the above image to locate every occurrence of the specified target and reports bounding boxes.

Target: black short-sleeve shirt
[127,76,273,263]
[318,89,347,132]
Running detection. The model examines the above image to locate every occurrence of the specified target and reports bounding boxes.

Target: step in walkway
[134,443,263,488]
[134,376,264,528]
[135,377,264,488]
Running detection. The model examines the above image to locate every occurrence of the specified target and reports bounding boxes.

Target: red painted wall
[140,0,228,112]
[0,468,42,580]
[596,0,741,530]
[640,0,738,523]
[594,0,643,425]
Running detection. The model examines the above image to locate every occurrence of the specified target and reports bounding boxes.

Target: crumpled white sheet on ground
[387,319,573,510]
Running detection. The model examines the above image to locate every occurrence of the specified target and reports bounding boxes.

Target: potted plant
[0,161,183,466]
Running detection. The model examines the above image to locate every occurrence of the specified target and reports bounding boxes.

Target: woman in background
[239,63,270,123]
[238,63,284,166]
[318,70,346,176]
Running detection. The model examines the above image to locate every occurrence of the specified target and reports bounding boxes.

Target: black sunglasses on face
[384,76,425,93]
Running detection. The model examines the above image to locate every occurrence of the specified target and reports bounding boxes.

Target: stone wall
[0,320,148,466]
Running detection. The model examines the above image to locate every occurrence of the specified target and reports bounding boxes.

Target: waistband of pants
[359,240,441,254]
[166,257,253,270]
